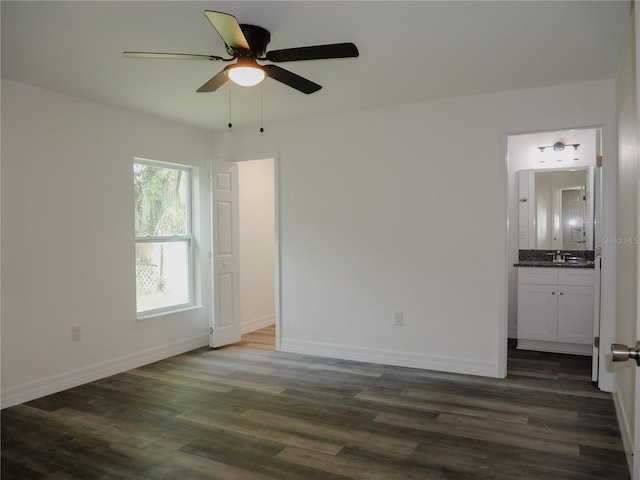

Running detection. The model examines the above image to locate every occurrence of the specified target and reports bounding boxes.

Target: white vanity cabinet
[517,267,594,355]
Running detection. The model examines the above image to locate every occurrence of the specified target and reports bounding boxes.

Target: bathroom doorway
[506,127,603,383]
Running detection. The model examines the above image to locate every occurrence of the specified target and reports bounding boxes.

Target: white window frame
[134,158,195,317]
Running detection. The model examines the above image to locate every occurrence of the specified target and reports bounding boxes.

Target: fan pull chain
[259,83,264,134]
[227,83,232,129]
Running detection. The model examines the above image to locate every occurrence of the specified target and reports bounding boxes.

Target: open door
[632,304,640,480]
[210,161,241,348]
[632,318,640,480]
[610,307,640,479]
[610,8,640,473]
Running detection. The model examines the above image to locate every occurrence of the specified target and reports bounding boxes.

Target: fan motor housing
[228,24,271,58]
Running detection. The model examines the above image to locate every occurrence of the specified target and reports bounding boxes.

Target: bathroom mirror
[518,167,595,250]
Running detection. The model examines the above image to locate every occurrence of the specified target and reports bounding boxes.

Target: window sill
[137,304,203,321]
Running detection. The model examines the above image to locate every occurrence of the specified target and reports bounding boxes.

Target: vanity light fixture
[538,147,546,163]
[538,141,580,163]
[537,141,580,154]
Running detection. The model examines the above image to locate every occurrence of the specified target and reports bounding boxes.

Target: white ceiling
[1,1,630,132]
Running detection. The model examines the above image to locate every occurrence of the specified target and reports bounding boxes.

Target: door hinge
[594,336,600,348]
[209,326,213,335]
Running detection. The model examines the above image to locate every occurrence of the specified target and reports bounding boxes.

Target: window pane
[136,241,191,312]
[134,163,189,236]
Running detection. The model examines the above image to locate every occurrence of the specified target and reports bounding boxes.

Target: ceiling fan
[124,10,359,94]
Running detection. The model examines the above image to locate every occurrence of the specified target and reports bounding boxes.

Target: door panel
[211,162,241,348]
[517,284,557,341]
[633,6,640,477]
[557,285,594,345]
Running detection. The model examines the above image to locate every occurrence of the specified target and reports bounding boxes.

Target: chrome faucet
[547,250,565,263]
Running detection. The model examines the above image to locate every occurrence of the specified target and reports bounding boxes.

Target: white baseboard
[516,339,592,356]
[280,338,498,378]
[612,386,635,476]
[241,314,275,335]
[1,334,209,409]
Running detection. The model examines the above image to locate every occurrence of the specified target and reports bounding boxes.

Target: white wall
[613,6,638,473]
[1,80,214,407]
[0,75,620,405]
[238,158,275,334]
[213,79,616,378]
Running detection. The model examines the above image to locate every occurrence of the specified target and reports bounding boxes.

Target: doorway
[506,127,602,382]
[210,156,279,350]
[237,158,276,348]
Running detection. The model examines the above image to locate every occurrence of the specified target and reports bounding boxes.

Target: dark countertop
[514,261,594,268]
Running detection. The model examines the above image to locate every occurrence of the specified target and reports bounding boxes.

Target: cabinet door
[557,285,594,345]
[518,284,557,341]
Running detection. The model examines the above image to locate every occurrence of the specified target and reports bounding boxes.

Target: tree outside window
[134,159,194,314]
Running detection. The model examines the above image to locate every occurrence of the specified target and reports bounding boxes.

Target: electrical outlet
[71,325,82,341]
[393,312,403,326]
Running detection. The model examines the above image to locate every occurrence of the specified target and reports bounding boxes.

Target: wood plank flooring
[2,326,629,479]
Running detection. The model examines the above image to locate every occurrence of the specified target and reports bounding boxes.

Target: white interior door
[627,168,640,479]
[634,5,640,477]
[210,161,241,348]
[634,278,640,479]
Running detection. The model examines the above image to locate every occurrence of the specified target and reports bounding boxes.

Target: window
[134,159,194,315]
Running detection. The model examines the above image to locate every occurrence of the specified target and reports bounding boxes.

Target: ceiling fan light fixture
[225,63,265,87]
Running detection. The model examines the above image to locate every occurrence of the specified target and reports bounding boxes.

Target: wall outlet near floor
[393,312,403,326]
[71,325,82,341]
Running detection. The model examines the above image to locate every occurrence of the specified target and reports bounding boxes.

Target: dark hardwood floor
[2,326,629,479]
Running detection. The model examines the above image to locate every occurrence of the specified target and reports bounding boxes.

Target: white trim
[280,338,498,378]
[613,387,635,474]
[274,155,282,352]
[498,132,510,378]
[517,339,592,356]
[136,304,204,321]
[241,314,275,335]
[1,334,209,409]
[598,121,618,393]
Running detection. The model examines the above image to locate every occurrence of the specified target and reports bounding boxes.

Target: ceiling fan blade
[124,52,224,61]
[204,11,250,50]
[265,42,359,63]
[263,65,321,94]
[196,70,228,92]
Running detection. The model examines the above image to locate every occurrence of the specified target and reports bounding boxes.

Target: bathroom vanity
[515,165,598,356]
[515,263,594,355]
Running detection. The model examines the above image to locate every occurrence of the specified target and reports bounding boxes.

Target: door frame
[631,5,640,476]
[502,124,616,393]
[210,153,281,350]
